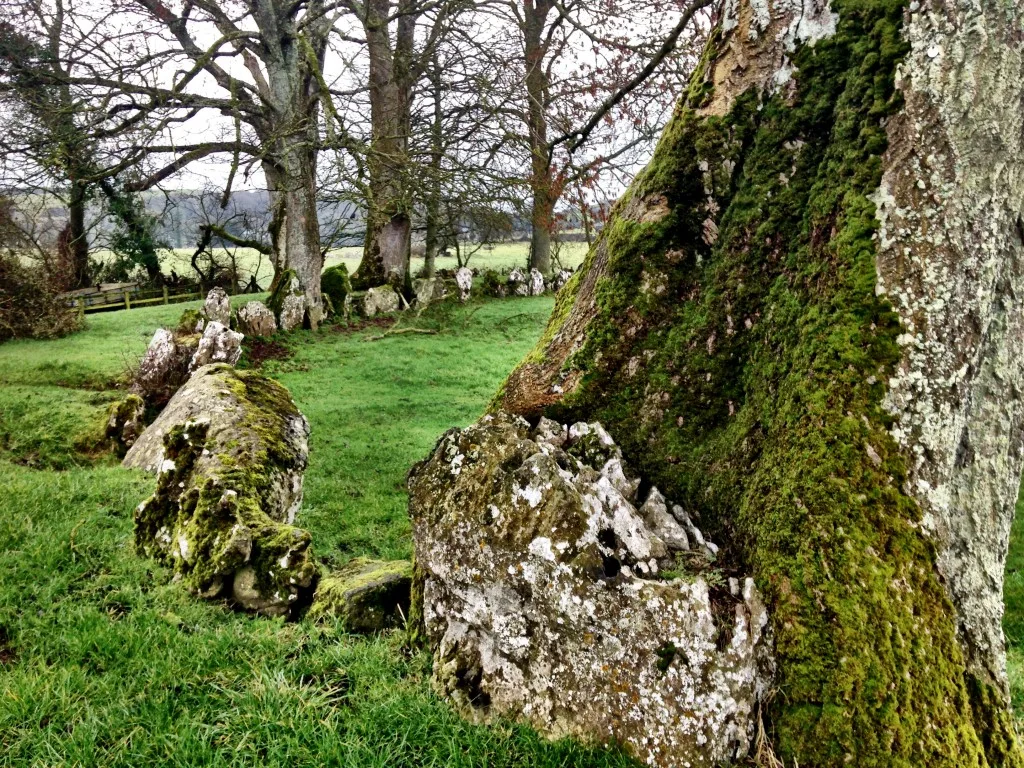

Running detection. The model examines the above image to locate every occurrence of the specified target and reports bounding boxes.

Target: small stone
[131,327,196,406]
[308,558,413,632]
[105,394,146,456]
[202,287,231,327]
[236,301,277,337]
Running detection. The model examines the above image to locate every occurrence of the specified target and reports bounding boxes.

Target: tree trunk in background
[524,0,554,275]
[422,56,444,279]
[254,0,329,327]
[356,0,414,290]
[496,0,1024,764]
[61,178,90,289]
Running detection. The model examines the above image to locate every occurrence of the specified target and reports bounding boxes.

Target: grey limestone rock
[408,411,773,767]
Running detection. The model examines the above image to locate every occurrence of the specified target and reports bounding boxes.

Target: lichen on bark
[493,0,1024,763]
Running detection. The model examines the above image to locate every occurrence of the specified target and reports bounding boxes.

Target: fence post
[124,291,131,311]
[78,300,85,321]
[199,282,205,299]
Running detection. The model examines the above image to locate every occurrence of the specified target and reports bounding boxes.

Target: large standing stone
[236,301,277,337]
[278,294,306,332]
[131,328,196,406]
[455,267,473,302]
[127,364,314,617]
[202,287,231,327]
[362,285,401,317]
[188,321,243,372]
[528,268,545,296]
[408,412,771,768]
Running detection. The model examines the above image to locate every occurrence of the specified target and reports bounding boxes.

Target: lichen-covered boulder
[236,301,277,337]
[131,328,196,406]
[127,364,314,617]
[363,285,401,317]
[455,267,473,301]
[507,267,529,296]
[528,268,545,296]
[202,287,231,327]
[308,558,412,632]
[188,321,243,372]
[408,411,772,767]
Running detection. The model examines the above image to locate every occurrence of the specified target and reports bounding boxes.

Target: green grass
[1004,488,1024,717]
[0,296,636,767]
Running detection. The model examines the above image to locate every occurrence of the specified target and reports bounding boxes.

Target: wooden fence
[60,282,212,316]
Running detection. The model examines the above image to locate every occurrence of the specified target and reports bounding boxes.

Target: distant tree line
[0,0,711,325]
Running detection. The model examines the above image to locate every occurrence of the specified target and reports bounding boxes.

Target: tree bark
[60,178,90,289]
[495,0,1024,764]
[524,0,554,275]
[422,56,444,279]
[252,0,328,327]
[355,0,415,290]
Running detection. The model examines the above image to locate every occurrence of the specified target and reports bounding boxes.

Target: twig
[364,327,439,341]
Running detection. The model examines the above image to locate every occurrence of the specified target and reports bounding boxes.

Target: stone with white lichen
[549,269,573,293]
[202,287,231,327]
[126,364,314,617]
[358,285,401,317]
[278,294,306,331]
[188,321,243,372]
[413,277,447,309]
[236,301,278,337]
[408,411,773,767]
[528,268,546,296]
[507,268,530,297]
[455,267,473,301]
[130,327,197,406]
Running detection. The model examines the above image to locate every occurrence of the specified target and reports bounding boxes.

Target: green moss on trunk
[498,0,1023,764]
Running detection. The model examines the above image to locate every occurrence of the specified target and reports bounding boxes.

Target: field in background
[95,241,591,288]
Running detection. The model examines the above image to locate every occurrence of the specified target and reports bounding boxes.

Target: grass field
[0,296,635,768]
[101,241,591,288]
[2,296,1024,765]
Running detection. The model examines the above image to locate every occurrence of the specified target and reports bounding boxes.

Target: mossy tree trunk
[495,0,1024,764]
